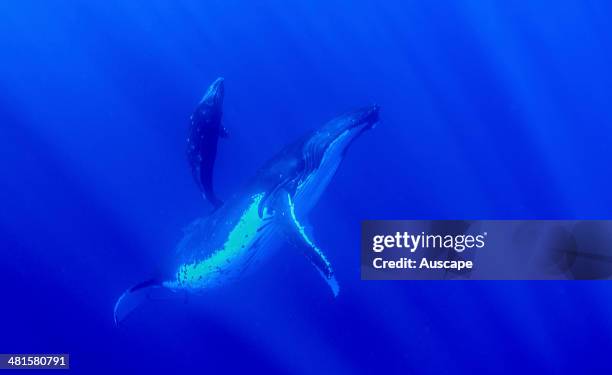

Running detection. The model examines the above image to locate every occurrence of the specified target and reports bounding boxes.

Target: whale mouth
[300,104,381,170]
[363,104,380,124]
[320,104,380,159]
[352,104,380,130]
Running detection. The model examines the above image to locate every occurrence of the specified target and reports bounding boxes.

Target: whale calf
[114,105,380,324]
[187,77,227,208]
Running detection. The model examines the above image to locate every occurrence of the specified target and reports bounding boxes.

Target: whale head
[191,77,225,134]
[292,104,380,211]
[200,77,224,107]
[192,77,225,128]
[314,104,379,151]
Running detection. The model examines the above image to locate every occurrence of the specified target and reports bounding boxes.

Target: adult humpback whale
[187,77,227,208]
[114,105,380,325]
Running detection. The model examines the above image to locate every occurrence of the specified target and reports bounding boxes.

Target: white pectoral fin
[282,193,339,297]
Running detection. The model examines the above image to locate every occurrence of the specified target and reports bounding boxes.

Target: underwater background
[2,0,612,373]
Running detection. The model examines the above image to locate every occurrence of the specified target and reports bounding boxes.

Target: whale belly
[169,193,280,290]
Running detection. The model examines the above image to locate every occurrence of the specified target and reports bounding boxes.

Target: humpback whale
[114,105,380,325]
[187,77,227,208]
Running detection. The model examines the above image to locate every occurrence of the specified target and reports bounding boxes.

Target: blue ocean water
[2,0,612,373]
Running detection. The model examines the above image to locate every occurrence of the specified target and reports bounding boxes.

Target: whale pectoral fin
[281,193,339,297]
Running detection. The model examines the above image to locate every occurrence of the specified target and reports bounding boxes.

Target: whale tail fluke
[113,279,177,326]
